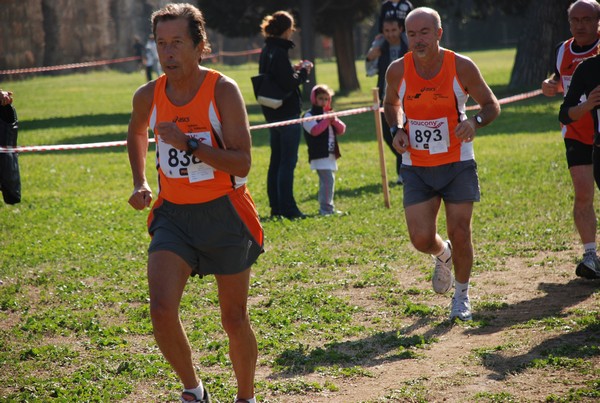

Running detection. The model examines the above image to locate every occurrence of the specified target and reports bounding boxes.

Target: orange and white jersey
[398,50,471,167]
[556,37,599,144]
[149,69,246,205]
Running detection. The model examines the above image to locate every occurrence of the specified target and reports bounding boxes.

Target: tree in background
[199,0,573,93]
[425,0,571,91]
[197,0,379,93]
[507,0,571,91]
[311,0,380,92]
[196,0,289,38]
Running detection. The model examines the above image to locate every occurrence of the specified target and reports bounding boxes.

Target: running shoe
[575,252,600,279]
[450,296,472,321]
[432,240,454,294]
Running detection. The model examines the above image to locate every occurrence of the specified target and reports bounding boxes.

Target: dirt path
[259,249,600,402]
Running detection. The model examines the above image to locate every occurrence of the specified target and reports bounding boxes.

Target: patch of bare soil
[259,247,600,402]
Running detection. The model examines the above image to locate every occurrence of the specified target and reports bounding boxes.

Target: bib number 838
[167,148,202,167]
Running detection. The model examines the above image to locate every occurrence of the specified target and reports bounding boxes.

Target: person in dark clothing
[559,53,600,137]
[366,17,408,184]
[258,10,313,219]
[378,0,414,33]
[0,88,20,205]
[132,35,145,70]
[560,54,600,275]
[543,0,600,279]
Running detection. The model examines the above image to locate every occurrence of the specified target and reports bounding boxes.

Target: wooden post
[372,88,391,208]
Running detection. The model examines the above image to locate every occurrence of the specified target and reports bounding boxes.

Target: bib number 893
[414,129,442,144]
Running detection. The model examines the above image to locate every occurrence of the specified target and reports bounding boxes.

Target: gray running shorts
[148,196,264,277]
[401,160,481,207]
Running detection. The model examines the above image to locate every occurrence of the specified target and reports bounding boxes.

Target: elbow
[228,151,251,178]
[234,166,251,179]
[238,157,252,178]
[558,108,573,125]
[493,101,501,118]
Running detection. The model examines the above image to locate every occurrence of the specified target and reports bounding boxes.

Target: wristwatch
[474,114,483,126]
[390,125,400,137]
[185,137,199,156]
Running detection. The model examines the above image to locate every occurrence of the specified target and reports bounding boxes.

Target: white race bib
[562,75,587,103]
[408,117,450,154]
[562,75,572,95]
[157,131,214,183]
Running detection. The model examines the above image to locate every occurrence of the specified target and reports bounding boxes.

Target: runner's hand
[129,183,153,210]
[541,78,559,97]
[392,129,409,153]
[455,118,476,143]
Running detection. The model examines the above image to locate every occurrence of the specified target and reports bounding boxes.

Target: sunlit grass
[1,50,598,402]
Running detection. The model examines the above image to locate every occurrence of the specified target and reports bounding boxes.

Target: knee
[149,299,179,329]
[410,233,437,254]
[447,225,471,246]
[221,308,250,337]
[573,189,594,206]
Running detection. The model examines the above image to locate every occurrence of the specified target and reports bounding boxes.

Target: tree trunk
[508,0,570,92]
[41,0,115,68]
[332,19,360,93]
[0,0,45,74]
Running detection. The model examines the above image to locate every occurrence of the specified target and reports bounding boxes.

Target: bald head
[567,0,600,46]
[568,0,600,18]
[405,7,442,31]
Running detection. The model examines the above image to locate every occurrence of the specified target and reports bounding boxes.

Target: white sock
[183,382,204,401]
[435,241,451,262]
[235,398,256,403]
[584,242,596,255]
[454,280,469,300]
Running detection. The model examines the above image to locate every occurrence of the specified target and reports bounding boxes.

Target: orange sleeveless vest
[149,69,247,204]
[556,37,600,144]
[399,50,471,167]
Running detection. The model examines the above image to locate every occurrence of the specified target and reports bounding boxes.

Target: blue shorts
[148,191,264,277]
[401,160,481,207]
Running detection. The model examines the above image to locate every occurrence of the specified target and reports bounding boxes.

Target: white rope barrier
[0,89,544,154]
[0,48,263,75]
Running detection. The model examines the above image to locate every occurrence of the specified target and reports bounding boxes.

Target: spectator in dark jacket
[259,10,312,219]
[378,0,413,33]
[366,17,408,184]
[0,88,20,205]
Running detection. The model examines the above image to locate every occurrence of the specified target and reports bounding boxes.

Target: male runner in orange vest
[384,7,500,321]
[541,0,600,279]
[127,4,263,402]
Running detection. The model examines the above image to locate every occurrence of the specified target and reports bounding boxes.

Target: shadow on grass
[467,279,600,379]
[468,279,598,336]
[481,323,600,381]
[299,183,385,204]
[21,113,131,131]
[17,134,156,155]
[269,321,453,378]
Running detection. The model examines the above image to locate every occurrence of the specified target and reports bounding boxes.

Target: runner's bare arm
[383,59,409,153]
[455,55,500,141]
[127,82,154,210]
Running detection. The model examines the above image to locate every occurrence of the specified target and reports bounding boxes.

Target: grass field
[1,49,599,402]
